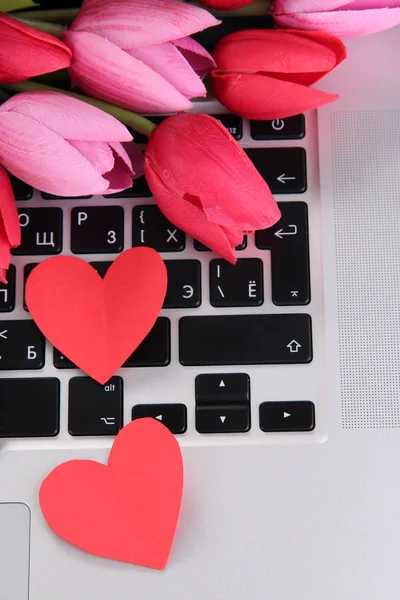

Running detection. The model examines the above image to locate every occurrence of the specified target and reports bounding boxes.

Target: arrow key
[259,401,315,432]
[132,403,187,434]
[196,405,250,434]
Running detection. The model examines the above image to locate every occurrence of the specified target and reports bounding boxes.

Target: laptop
[1,24,400,600]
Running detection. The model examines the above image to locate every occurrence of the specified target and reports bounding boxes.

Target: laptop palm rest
[0,503,30,600]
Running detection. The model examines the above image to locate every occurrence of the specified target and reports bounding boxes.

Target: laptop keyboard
[0,106,323,444]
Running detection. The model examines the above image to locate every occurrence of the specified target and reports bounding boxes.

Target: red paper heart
[39,418,184,570]
[25,248,167,384]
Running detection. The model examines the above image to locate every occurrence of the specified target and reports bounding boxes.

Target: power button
[251,114,305,140]
[271,119,285,131]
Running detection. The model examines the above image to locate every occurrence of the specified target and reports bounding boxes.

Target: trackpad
[0,503,30,600]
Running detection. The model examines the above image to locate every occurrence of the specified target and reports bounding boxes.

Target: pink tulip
[0,91,143,197]
[63,0,220,114]
[144,113,281,263]
[0,166,20,284]
[273,0,400,38]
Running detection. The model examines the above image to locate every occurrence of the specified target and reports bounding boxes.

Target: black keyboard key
[71,206,124,254]
[0,265,16,312]
[53,348,76,369]
[132,205,185,252]
[164,260,201,308]
[90,261,112,277]
[23,263,38,311]
[12,208,62,255]
[0,378,59,437]
[210,258,263,307]
[250,115,305,140]
[179,314,312,366]
[193,236,247,252]
[259,401,315,432]
[68,376,123,436]
[132,404,187,434]
[211,114,242,140]
[10,175,33,201]
[123,317,170,367]
[196,373,250,405]
[196,405,250,433]
[195,373,250,433]
[42,192,92,200]
[256,202,310,305]
[105,176,151,198]
[0,320,45,370]
[245,148,307,194]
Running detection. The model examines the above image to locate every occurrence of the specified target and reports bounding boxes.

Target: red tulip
[196,0,254,9]
[0,13,72,84]
[0,166,20,284]
[144,113,280,263]
[210,29,346,120]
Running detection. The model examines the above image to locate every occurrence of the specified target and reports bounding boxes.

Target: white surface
[0,503,30,600]
[1,25,400,600]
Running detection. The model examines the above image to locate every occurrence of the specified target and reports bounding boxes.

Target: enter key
[255,202,310,306]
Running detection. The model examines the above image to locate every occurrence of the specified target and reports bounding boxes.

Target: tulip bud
[0,166,20,283]
[210,29,346,120]
[63,0,219,114]
[144,113,280,263]
[0,91,143,197]
[0,13,71,84]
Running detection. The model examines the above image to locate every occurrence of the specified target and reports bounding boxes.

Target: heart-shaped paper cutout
[25,248,167,384]
[39,418,184,570]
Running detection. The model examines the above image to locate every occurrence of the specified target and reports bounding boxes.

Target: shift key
[179,314,312,366]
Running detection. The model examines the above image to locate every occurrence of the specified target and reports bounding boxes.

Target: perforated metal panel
[331,110,400,428]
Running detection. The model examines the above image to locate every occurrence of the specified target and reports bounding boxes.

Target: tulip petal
[0,13,71,84]
[103,154,135,193]
[68,140,115,174]
[70,0,220,49]
[120,142,145,179]
[274,0,400,10]
[211,71,339,119]
[144,170,237,263]
[1,90,132,142]
[64,31,192,114]
[127,42,207,99]
[0,113,111,196]
[220,225,245,248]
[145,113,280,232]
[274,8,400,37]
[212,29,340,75]
[173,37,216,78]
[0,234,11,283]
[108,141,133,174]
[0,165,20,247]
[274,0,347,11]
[345,0,400,7]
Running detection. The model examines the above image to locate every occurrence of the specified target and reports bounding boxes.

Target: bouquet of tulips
[0,0,399,283]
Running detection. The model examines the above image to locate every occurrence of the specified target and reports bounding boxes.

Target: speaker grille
[331,110,400,428]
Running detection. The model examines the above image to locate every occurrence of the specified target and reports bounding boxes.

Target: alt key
[259,401,315,432]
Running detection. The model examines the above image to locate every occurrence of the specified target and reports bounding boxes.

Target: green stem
[12,16,64,38]
[1,81,156,138]
[11,8,79,23]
